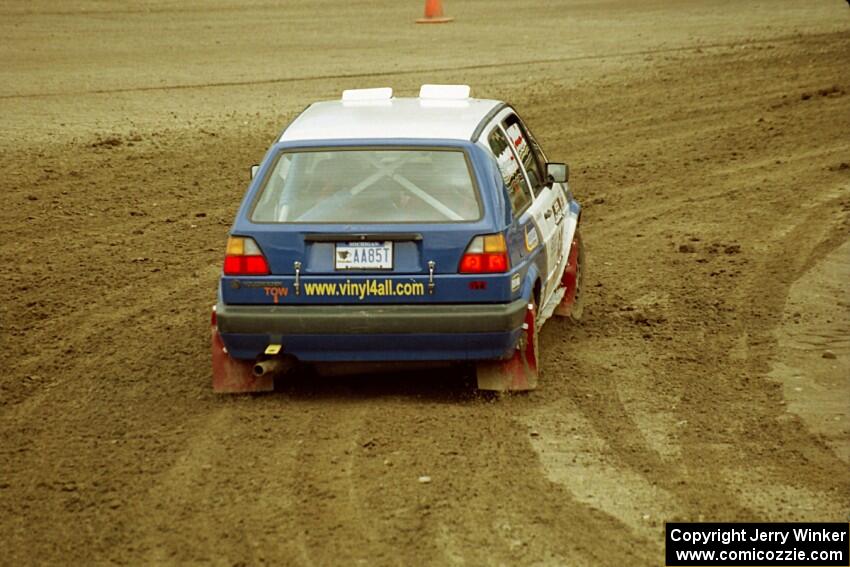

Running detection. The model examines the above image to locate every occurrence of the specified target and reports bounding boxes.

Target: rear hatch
[221,144,514,305]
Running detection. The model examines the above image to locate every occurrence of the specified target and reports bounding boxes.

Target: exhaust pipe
[252,357,294,378]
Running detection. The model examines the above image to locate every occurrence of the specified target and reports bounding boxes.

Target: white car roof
[279,97,505,143]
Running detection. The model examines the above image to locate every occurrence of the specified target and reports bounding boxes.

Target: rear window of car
[251,148,481,223]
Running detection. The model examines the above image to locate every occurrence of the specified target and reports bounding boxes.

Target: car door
[485,122,536,271]
[502,114,565,305]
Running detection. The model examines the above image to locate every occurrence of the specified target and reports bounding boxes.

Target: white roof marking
[341,87,393,101]
[419,84,471,100]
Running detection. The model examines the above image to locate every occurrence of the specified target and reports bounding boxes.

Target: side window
[488,127,532,215]
[503,114,546,193]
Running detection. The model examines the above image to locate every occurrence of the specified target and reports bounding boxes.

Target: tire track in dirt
[727,192,850,494]
[0,33,828,100]
[110,369,658,565]
[282,403,383,566]
[132,403,315,564]
[768,237,850,465]
[307,392,658,566]
[709,195,850,518]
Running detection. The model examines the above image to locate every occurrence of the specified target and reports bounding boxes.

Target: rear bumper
[216,299,527,362]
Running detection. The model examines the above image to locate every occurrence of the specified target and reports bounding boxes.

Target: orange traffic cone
[416,0,453,24]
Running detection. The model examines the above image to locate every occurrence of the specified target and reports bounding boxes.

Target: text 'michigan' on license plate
[335,241,393,270]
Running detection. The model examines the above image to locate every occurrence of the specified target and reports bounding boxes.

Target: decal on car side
[525,224,539,252]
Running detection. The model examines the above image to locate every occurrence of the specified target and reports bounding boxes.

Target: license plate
[335,241,393,270]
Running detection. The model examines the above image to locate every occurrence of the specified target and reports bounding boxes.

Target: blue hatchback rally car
[211,85,584,393]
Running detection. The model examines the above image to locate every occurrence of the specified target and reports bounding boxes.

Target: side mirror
[547,162,569,184]
[250,164,260,179]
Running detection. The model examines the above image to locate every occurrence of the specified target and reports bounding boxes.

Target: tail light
[223,236,270,275]
[459,233,510,273]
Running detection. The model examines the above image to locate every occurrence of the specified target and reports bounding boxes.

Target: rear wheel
[554,229,585,321]
[475,297,539,392]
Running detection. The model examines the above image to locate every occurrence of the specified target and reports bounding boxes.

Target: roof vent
[419,84,471,100]
[341,87,393,102]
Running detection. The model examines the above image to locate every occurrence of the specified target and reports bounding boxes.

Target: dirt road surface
[1,1,848,565]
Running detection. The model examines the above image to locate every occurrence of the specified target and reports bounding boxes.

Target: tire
[475,296,539,391]
[569,231,585,322]
[554,229,585,321]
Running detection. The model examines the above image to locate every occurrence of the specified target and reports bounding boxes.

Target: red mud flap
[554,230,584,320]
[211,328,274,394]
[476,302,539,391]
